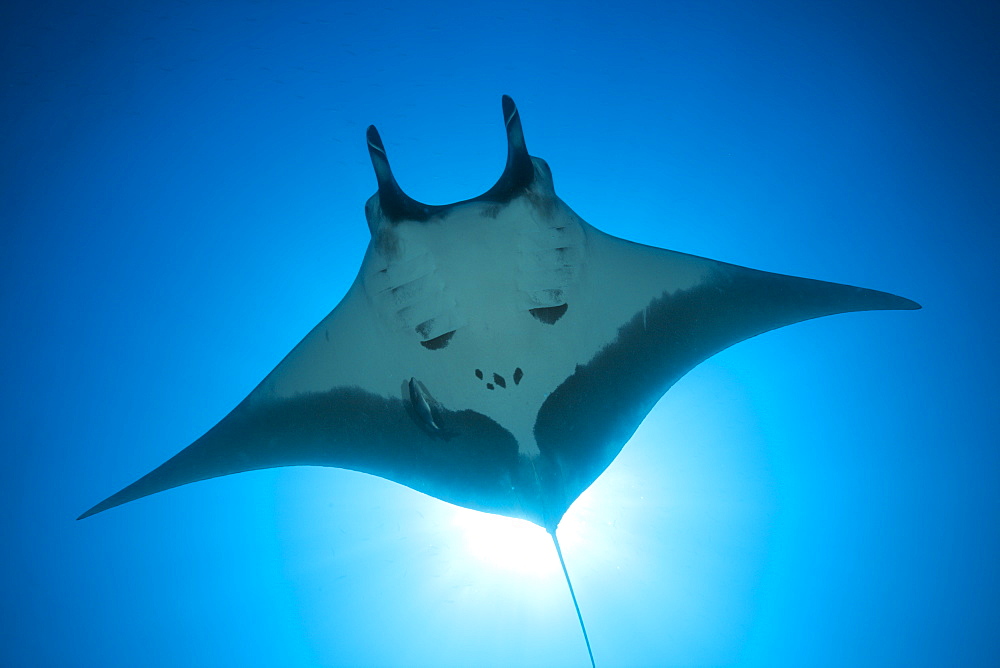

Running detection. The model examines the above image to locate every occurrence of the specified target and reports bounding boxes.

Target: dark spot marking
[513,367,523,385]
[420,330,455,350]
[475,369,483,379]
[487,383,495,390]
[530,303,568,324]
[493,373,506,388]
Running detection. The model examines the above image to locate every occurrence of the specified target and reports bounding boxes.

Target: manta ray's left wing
[77,279,527,520]
[532,228,920,509]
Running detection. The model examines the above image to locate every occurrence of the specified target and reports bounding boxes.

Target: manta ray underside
[80,96,918,666]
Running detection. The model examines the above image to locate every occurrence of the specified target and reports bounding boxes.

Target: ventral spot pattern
[474,367,524,391]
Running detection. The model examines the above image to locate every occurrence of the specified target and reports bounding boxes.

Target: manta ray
[80,96,918,666]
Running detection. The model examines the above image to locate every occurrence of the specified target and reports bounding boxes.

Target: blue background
[2,1,997,666]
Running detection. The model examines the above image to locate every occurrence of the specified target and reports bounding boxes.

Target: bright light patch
[451,507,559,577]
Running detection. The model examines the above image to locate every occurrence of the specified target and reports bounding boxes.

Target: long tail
[550,529,596,668]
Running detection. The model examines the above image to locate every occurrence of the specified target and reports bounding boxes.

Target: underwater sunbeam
[453,509,558,577]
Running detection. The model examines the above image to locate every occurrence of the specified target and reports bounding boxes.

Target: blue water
[3,1,997,666]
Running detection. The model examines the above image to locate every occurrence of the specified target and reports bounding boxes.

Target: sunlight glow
[451,508,560,577]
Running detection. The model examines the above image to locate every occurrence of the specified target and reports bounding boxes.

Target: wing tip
[76,495,122,520]
[881,292,921,311]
